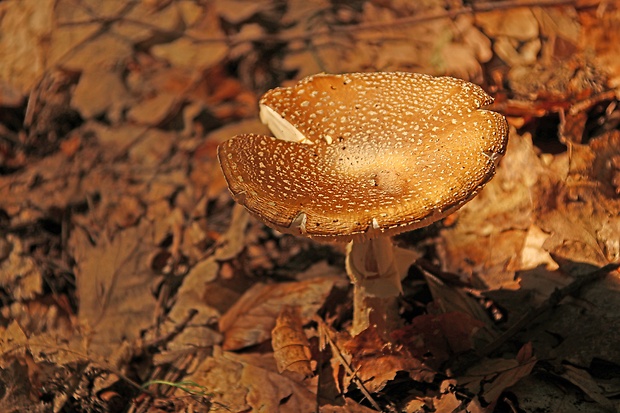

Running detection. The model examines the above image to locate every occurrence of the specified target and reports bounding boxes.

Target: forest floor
[1,1,620,412]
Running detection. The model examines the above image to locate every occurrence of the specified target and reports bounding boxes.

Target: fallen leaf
[70,220,158,357]
[0,0,54,93]
[508,374,617,413]
[438,132,544,289]
[272,306,314,377]
[461,343,536,407]
[126,92,180,126]
[220,275,344,350]
[343,326,435,392]
[561,365,615,411]
[181,347,317,413]
[71,69,134,119]
[151,37,228,70]
[433,392,461,413]
[0,235,43,301]
[213,203,250,261]
[393,312,486,367]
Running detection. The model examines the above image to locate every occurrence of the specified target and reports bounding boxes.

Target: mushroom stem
[346,236,408,337]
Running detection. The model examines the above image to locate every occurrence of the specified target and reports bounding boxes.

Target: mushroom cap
[218,72,508,241]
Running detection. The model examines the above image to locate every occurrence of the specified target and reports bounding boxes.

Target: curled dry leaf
[272,305,314,377]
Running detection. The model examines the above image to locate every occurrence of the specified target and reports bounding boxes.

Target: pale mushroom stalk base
[346,236,417,337]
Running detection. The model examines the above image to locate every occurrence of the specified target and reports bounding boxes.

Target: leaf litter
[1,0,620,412]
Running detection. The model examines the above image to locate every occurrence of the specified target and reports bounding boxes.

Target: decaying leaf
[392,312,486,369]
[180,347,317,413]
[70,221,158,357]
[0,235,43,301]
[343,326,435,393]
[220,275,344,350]
[272,305,314,377]
[461,343,537,407]
[561,365,616,411]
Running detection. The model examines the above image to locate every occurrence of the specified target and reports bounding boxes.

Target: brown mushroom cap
[218,72,508,241]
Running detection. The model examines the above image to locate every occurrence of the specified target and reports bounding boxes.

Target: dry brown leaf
[151,37,228,70]
[150,224,223,351]
[0,235,43,301]
[520,224,559,271]
[213,203,250,261]
[181,347,317,413]
[71,69,134,120]
[213,0,270,24]
[70,220,158,357]
[86,122,148,156]
[108,195,144,229]
[477,8,539,41]
[343,326,435,393]
[534,273,620,367]
[509,374,618,413]
[433,392,461,413]
[0,0,54,93]
[127,92,180,126]
[537,138,620,267]
[0,356,39,413]
[561,365,615,411]
[282,2,492,80]
[220,276,344,350]
[439,132,545,289]
[0,146,91,225]
[319,401,379,413]
[392,312,485,368]
[423,271,494,331]
[0,321,89,368]
[461,343,536,407]
[272,306,314,377]
[118,0,184,43]
[581,4,620,88]
[127,128,175,166]
[533,7,581,60]
[53,31,134,73]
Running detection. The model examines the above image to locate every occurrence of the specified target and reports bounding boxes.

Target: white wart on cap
[218,72,509,241]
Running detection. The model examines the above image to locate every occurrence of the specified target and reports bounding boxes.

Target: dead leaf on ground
[343,326,435,393]
[272,305,314,377]
[0,235,43,301]
[392,312,486,369]
[182,346,317,413]
[460,343,537,408]
[220,274,345,350]
[70,220,158,357]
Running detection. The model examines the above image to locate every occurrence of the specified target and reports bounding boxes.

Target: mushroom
[217,72,508,336]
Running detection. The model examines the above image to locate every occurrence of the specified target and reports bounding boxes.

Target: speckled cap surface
[218,72,509,241]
